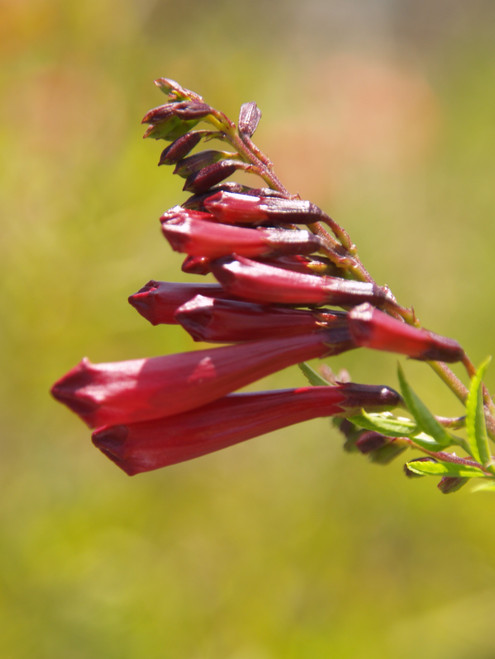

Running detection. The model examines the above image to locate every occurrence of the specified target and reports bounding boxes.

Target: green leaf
[349,411,417,437]
[144,117,200,141]
[471,480,495,493]
[350,410,450,450]
[397,364,452,448]
[298,362,330,387]
[465,357,492,467]
[410,433,451,451]
[405,458,486,479]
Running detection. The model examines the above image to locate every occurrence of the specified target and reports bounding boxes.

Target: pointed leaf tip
[397,364,452,448]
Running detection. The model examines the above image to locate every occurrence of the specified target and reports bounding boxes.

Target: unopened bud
[159,132,204,165]
[212,256,396,309]
[437,476,468,494]
[239,101,262,137]
[154,78,203,102]
[174,150,234,178]
[183,161,245,193]
[161,212,323,259]
[204,191,327,226]
[142,101,212,125]
[348,303,464,362]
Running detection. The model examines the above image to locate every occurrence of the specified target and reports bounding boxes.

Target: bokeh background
[2,1,495,657]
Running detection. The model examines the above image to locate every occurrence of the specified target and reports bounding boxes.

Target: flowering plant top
[51,78,495,494]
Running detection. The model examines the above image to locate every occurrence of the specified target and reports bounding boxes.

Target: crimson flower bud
[92,383,400,475]
[203,190,327,226]
[160,213,322,259]
[211,256,395,309]
[175,294,347,342]
[128,280,229,325]
[51,329,356,428]
[348,303,464,362]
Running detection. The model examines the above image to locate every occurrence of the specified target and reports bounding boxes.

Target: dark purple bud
[158,132,204,165]
[437,476,468,494]
[332,382,401,413]
[355,431,390,454]
[368,440,407,464]
[183,161,244,194]
[239,102,262,137]
[175,294,347,342]
[142,101,212,125]
[142,102,213,141]
[174,150,233,178]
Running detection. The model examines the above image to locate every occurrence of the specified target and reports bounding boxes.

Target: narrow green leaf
[144,117,200,141]
[465,357,492,466]
[397,364,452,447]
[405,459,486,479]
[349,411,418,437]
[410,433,450,451]
[298,362,330,387]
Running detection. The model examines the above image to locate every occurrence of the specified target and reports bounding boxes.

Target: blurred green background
[2,1,495,657]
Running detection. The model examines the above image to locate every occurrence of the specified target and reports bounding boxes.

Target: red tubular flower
[160,213,322,259]
[50,328,356,429]
[92,383,401,475]
[128,280,230,325]
[211,255,396,309]
[175,294,347,342]
[203,190,327,226]
[347,303,464,362]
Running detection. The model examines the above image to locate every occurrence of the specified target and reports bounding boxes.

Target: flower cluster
[52,78,476,481]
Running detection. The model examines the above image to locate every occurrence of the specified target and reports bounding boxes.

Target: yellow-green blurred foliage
[2,1,495,657]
